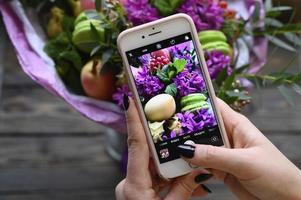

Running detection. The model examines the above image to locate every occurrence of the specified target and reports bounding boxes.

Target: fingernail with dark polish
[194,174,213,183]
[177,144,195,158]
[201,184,212,193]
[123,94,129,111]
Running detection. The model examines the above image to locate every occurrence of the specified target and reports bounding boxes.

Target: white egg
[144,94,176,121]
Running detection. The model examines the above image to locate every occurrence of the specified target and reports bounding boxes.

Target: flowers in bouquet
[136,65,165,99]
[205,50,232,80]
[125,0,160,25]
[40,0,301,118]
[112,85,133,107]
[176,109,216,135]
[125,0,226,31]
[174,69,206,96]
[177,0,225,31]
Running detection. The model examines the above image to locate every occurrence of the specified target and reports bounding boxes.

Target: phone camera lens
[142,35,145,39]
[152,27,155,30]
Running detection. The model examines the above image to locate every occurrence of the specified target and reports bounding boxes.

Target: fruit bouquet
[1,0,301,135]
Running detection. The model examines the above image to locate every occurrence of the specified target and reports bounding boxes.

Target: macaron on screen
[127,33,224,163]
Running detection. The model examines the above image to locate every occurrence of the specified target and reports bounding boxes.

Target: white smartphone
[117,14,230,179]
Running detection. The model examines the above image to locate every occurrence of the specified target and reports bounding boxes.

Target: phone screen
[126,33,224,163]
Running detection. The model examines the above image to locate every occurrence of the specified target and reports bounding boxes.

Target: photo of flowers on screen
[130,40,217,143]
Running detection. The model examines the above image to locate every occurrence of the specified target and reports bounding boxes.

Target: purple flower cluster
[112,84,133,108]
[205,50,232,80]
[173,69,206,96]
[136,65,164,98]
[176,109,216,135]
[177,0,225,31]
[125,0,160,25]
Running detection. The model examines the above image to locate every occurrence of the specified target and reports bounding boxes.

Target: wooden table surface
[0,24,301,200]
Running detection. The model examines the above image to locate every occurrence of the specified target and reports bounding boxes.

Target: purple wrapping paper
[0,0,266,133]
[0,1,126,133]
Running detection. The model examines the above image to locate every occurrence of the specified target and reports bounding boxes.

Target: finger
[180,144,249,177]
[217,99,264,146]
[191,184,211,197]
[207,169,227,182]
[216,98,245,134]
[224,174,259,200]
[165,170,210,200]
[125,97,150,185]
[115,179,126,200]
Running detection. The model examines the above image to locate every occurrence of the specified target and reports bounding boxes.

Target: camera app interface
[127,33,224,163]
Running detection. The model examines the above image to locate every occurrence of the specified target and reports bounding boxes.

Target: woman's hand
[177,99,301,200]
[115,96,212,200]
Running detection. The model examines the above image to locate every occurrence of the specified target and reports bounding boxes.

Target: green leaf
[266,10,281,18]
[44,33,70,59]
[266,35,296,52]
[165,83,177,97]
[265,18,283,27]
[151,0,183,16]
[252,1,261,23]
[223,72,236,90]
[62,15,75,32]
[90,22,102,41]
[215,68,228,86]
[269,6,292,12]
[90,45,102,57]
[284,33,301,46]
[278,85,295,106]
[292,73,301,82]
[235,64,250,74]
[226,91,251,100]
[292,84,301,95]
[223,96,239,104]
[95,0,103,11]
[157,68,170,83]
[56,64,70,78]
[173,59,186,73]
[58,48,83,71]
[264,24,301,35]
[100,48,114,74]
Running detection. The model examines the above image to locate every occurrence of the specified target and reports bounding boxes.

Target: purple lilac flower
[125,0,160,25]
[136,66,164,97]
[176,109,216,135]
[173,69,206,96]
[139,54,151,66]
[193,108,216,129]
[176,112,195,134]
[205,50,232,80]
[178,0,225,31]
[112,84,133,108]
[170,130,177,138]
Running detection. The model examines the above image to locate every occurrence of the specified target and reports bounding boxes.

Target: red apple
[151,49,171,60]
[80,0,95,10]
[81,59,115,101]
